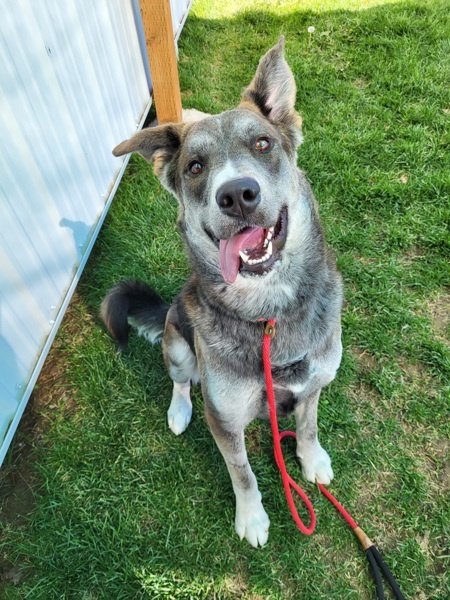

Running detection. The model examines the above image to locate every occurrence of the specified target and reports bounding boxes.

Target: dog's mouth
[214,207,288,284]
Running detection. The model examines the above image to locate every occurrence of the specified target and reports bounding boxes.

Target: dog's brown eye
[255,137,271,152]
[189,161,203,175]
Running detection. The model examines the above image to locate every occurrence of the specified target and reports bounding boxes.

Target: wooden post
[140,0,182,124]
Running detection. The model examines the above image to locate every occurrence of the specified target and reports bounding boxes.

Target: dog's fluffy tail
[100,280,169,351]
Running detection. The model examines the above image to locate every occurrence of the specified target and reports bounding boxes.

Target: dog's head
[114,37,308,288]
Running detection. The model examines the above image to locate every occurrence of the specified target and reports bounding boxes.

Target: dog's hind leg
[294,388,334,485]
[167,380,193,435]
[162,306,199,435]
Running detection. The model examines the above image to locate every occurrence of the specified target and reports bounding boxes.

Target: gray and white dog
[101,37,343,547]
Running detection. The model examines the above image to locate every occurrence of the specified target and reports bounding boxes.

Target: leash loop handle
[262,319,316,536]
[278,431,316,535]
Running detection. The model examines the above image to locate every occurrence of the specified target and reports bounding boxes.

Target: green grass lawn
[1,0,449,598]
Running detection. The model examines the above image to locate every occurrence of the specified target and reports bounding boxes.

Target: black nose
[216,177,261,218]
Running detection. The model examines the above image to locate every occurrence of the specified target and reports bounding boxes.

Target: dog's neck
[194,244,329,324]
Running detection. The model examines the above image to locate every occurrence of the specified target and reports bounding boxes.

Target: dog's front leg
[162,306,199,435]
[294,388,334,485]
[204,402,270,547]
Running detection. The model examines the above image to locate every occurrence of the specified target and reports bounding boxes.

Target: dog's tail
[100,280,169,351]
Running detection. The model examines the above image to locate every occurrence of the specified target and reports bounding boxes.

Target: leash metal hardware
[264,321,276,338]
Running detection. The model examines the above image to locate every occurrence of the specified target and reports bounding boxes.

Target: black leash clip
[354,526,405,600]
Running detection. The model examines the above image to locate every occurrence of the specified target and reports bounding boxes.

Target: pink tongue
[219,227,265,283]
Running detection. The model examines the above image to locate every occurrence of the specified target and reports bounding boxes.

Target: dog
[101,37,343,547]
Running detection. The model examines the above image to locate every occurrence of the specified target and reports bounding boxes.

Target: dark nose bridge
[215,176,261,218]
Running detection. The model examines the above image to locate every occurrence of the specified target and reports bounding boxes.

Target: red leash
[262,319,405,600]
[262,318,356,531]
[262,319,316,534]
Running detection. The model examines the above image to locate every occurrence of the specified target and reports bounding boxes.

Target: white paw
[235,496,270,548]
[167,391,192,435]
[298,444,334,485]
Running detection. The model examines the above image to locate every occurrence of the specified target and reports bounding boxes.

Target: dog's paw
[235,497,270,548]
[167,392,192,436]
[298,444,334,485]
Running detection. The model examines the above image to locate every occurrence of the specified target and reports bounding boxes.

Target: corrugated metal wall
[170,0,191,41]
[0,0,190,465]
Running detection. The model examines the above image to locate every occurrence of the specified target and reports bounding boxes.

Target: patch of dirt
[221,576,248,597]
[430,438,450,492]
[245,427,263,455]
[350,347,379,374]
[350,379,382,409]
[351,77,369,89]
[428,293,450,339]
[0,396,40,587]
[0,297,81,587]
[441,462,450,491]
[396,355,438,399]
[400,244,425,266]
[350,253,376,265]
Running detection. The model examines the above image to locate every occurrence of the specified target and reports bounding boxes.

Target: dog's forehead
[184,109,270,154]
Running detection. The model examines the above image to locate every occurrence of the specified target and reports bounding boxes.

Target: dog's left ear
[240,36,302,147]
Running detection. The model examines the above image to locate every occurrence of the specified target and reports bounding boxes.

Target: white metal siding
[170,0,191,41]
[0,0,152,464]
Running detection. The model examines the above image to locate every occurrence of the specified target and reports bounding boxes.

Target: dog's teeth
[240,241,273,267]
[239,250,250,263]
[264,229,274,247]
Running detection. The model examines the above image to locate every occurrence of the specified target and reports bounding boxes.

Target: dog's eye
[255,137,271,152]
[188,161,203,175]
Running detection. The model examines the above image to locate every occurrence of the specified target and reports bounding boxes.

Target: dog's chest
[191,287,313,386]
[271,353,309,386]
[215,324,311,387]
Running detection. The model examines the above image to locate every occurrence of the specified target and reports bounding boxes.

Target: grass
[1,0,449,597]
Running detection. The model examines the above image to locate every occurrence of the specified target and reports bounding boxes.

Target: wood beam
[140,0,182,124]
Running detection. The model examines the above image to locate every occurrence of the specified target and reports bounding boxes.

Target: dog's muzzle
[217,207,288,284]
[216,177,261,219]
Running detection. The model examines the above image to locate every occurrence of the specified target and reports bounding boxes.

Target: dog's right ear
[113,123,187,195]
